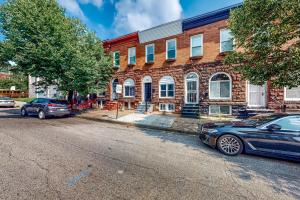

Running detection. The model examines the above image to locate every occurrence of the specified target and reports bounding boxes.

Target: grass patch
[13,97,34,103]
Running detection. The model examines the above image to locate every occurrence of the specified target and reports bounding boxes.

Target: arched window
[123,78,135,97]
[209,73,231,99]
[159,76,175,98]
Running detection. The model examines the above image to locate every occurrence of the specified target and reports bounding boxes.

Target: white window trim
[220,28,234,53]
[209,105,232,116]
[166,39,177,60]
[209,72,232,100]
[190,34,203,57]
[123,78,135,98]
[159,103,175,112]
[113,51,120,67]
[128,47,136,65]
[284,87,300,101]
[145,43,155,63]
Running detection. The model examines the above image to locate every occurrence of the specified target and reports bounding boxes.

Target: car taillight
[48,103,57,107]
[68,104,71,109]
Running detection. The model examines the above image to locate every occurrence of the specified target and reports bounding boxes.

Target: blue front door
[144,83,152,102]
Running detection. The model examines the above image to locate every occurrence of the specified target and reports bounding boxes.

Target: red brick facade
[103,18,300,115]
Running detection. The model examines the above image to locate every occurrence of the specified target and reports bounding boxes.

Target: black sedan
[199,114,300,161]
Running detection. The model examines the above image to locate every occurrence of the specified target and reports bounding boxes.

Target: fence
[0,90,28,98]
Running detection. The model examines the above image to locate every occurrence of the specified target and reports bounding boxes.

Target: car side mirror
[266,124,281,131]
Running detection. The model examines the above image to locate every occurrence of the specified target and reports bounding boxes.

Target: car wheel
[38,110,46,120]
[217,134,243,156]
[21,108,28,117]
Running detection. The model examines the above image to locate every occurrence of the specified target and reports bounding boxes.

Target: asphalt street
[0,107,299,200]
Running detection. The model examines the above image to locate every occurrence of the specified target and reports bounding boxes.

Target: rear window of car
[49,99,69,104]
[0,97,12,100]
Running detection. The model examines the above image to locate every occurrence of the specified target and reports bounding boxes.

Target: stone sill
[127,64,136,67]
[190,56,203,60]
[145,61,154,65]
[165,58,176,62]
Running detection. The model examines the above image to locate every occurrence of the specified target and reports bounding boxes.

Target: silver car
[0,97,15,107]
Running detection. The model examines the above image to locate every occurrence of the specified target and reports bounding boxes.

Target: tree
[224,0,300,88]
[0,73,28,91]
[0,0,113,96]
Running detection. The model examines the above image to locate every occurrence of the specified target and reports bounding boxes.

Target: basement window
[159,103,175,112]
[209,105,232,115]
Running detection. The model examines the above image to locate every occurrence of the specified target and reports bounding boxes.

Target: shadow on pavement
[138,126,300,199]
[0,108,21,118]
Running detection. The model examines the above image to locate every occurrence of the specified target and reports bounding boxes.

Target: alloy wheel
[218,135,242,155]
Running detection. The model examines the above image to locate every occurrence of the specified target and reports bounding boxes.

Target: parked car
[199,114,300,161]
[0,96,15,107]
[21,98,71,119]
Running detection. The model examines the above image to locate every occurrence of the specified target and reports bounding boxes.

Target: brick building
[103,4,300,117]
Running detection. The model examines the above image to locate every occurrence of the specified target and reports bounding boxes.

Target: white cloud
[113,0,182,35]
[79,0,104,8]
[58,0,87,22]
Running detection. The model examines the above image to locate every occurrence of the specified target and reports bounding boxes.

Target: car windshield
[243,115,285,126]
[0,97,12,100]
[49,99,69,104]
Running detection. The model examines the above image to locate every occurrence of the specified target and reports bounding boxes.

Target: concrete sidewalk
[76,109,237,134]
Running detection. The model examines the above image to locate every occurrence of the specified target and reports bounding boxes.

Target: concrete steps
[136,103,153,113]
[181,104,200,118]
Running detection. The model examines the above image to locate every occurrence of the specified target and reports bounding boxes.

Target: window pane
[168,50,176,59]
[191,35,202,47]
[147,54,154,62]
[220,81,230,98]
[129,56,136,64]
[192,47,202,57]
[125,86,129,96]
[160,104,166,111]
[161,91,166,97]
[147,45,154,54]
[168,84,174,91]
[220,106,230,114]
[211,73,230,81]
[168,40,175,50]
[168,104,175,111]
[115,52,120,59]
[160,84,166,91]
[210,82,220,98]
[221,29,233,42]
[210,105,219,114]
[168,90,174,97]
[221,40,234,52]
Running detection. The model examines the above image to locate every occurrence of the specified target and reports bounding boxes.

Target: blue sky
[0,0,243,40]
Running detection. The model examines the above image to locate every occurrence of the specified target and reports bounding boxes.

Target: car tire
[38,110,46,120]
[217,134,243,156]
[21,108,28,117]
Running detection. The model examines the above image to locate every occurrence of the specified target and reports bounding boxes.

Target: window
[113,51,120,67]
[159,103,175,112]
[284,86,300,101]
[128,47,136,65]
[209,73,231,99]
[209,105,231,115]
[123,78,135,97]
[146,44,155,63]
[159,76,175,98]
[220,28,234,53]
[166,39,176,60]
[190,34,203,57]
[272,116,300,131]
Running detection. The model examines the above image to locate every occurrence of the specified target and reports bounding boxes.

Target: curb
[76,115,198,135]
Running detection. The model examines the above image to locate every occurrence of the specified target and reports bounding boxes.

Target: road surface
[0,108,299,200]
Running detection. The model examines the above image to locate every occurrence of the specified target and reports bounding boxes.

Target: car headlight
[203,128,218,133]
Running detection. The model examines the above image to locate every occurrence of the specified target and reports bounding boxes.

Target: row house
[103,4,300,117]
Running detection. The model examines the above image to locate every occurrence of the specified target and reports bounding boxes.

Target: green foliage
[0,74,28,90]
[224,0,300,88]
[0,0,113,95]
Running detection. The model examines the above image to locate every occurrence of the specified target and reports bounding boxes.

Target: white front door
[247,82,266,108]
[185,73,199,104]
